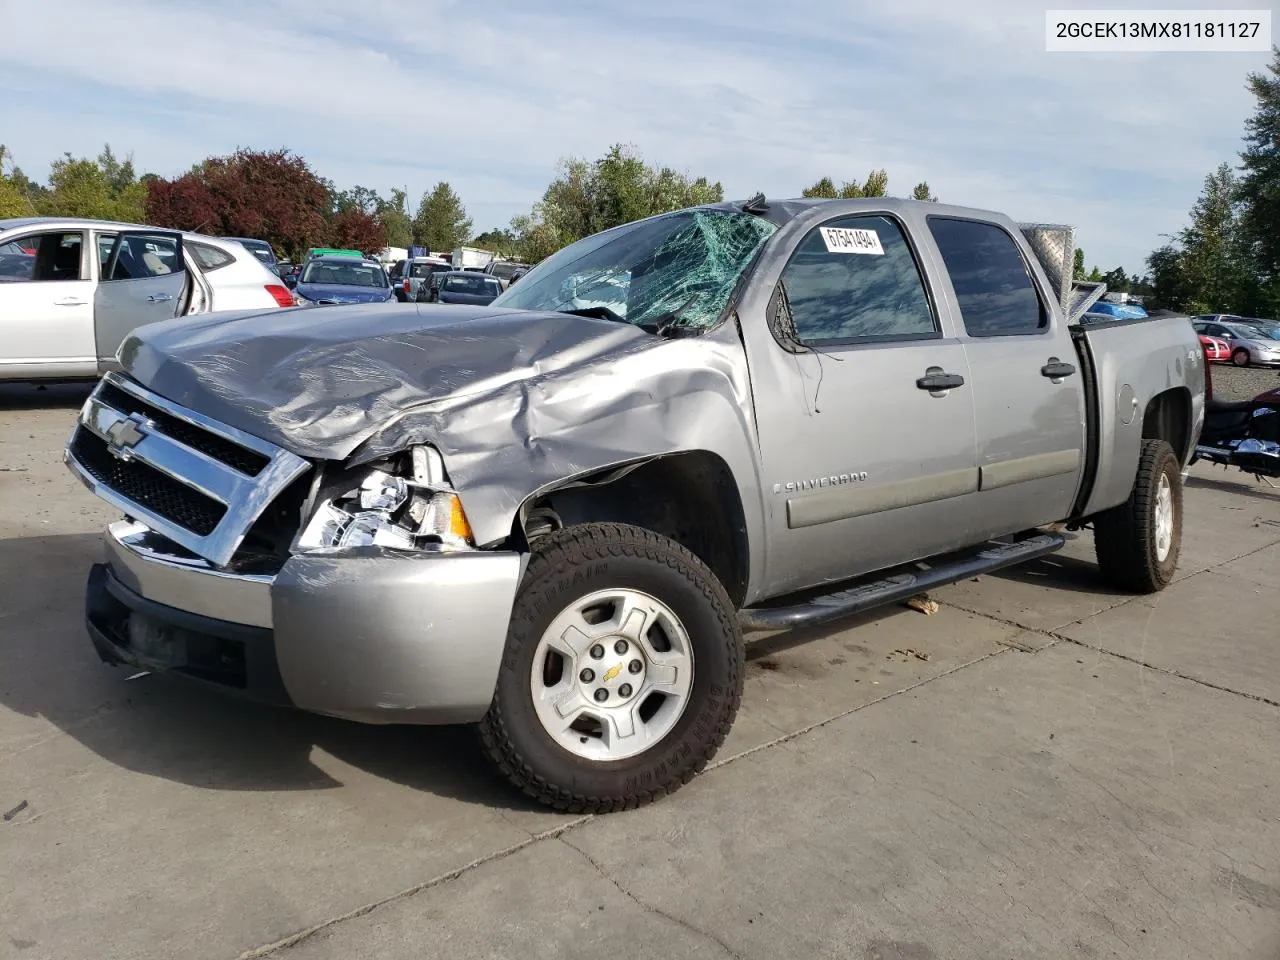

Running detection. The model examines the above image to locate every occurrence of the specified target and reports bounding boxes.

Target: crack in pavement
[233,816,592,959]
[1059,636,1280,708]
[558,836,746,960]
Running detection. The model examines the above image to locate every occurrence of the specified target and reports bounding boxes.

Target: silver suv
[387,256,451,302]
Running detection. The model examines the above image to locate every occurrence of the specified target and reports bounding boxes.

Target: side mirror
[283,274,298,288]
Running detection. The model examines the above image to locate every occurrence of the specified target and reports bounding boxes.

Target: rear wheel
[479,523,743,813]
[1233,348,1251,367]
[1093,439,1182,593]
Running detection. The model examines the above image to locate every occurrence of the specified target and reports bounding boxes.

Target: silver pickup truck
[65,197,1204,812]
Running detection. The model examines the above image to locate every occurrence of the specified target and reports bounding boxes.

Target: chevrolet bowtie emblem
[602,664,623,683]
[104,413,151,461]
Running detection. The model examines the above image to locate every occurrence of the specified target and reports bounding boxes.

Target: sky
[1,0,1274,273]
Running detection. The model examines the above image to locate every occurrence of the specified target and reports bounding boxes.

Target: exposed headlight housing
[296,445,474,553]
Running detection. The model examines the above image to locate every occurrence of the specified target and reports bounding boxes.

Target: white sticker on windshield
[820,227,884,255]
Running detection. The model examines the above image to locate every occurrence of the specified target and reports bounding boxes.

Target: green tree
[1176,162,1247,313]
[509,145,723,262]
[1072,248,1086,280]
[1086,266,1103,282]
[1146,244,1194,309]
[37,144,146,221]
[377,188,413,248]
[1101,267,1132,294]
[472,227,517,253]
[911,181,937,202]
[802,169,889,199]
[0,146,36,218]
[413,182,472,249]
[1237,45,1280,316]
[334,184,382,216]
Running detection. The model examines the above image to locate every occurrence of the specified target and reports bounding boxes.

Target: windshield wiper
[559,303,700,339]
[636,297,700,338]
[559,305,627,325]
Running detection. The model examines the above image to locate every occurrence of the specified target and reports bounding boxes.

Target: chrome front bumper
[93,521,527,724]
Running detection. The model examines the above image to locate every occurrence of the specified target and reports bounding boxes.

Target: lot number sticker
[820,227,884,255]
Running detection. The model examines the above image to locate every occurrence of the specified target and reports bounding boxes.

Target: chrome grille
[96,382,270,476]
[69,430,227,535]
[65,373,311,568]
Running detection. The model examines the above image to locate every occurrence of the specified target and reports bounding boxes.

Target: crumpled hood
[295,282,393,304]
[117,302,652,461]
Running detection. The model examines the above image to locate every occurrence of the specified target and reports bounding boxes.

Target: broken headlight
[295,445,475,553]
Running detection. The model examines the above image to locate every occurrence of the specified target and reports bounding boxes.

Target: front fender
[349,322,768,598]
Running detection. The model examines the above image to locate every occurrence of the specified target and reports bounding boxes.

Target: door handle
[916,370,966,392]
[54,298,88,306]
[1041,358,1077,380]
[146,293,174,303]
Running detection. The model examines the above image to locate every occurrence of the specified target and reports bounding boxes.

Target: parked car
[387,256,451,302]
[484,259,530,289]
[302,247,364,262]
[219,237,279,275]
[64,197,1204,813]
[0,217,292,381]
[292,255,394,305]
[1199,334,1232,363]
[417,270,503,305]
[1192,317,1280,367]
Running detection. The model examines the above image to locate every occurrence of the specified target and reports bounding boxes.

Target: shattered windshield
[493,209,777,331]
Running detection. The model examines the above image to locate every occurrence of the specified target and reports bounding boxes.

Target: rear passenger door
[926,217,1086,539]
[93,231,187,367]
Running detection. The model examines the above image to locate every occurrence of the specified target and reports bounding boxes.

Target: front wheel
[1233,348,1251,367]
[479,523,743,813]
[1093,439,1182,593]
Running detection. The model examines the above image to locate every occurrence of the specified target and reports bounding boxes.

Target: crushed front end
[66,373,525,724]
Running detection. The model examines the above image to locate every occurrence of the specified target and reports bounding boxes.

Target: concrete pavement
[2,382,1278,960]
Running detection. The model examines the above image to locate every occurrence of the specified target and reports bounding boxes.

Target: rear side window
[778,215,937,343]
[928,218,1046,336]
[188,241,235,272]
[103,233,184,281]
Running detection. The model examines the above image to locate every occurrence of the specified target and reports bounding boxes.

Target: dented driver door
[739,211,980,597]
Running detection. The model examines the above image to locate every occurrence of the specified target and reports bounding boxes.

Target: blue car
[293,256,394,306]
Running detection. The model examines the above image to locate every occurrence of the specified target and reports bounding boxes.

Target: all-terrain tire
[1093,439,1182,593]
[478,523,743,813]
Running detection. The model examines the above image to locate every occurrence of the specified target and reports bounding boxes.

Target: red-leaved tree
[145,175,220,234]
[145,149,331,258]
[330,208,387,255]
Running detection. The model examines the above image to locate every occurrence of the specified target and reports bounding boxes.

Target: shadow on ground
[1186,473,1280,507]
[983,551,1126,597]
[0,532,538,811]
[0,381,95,410]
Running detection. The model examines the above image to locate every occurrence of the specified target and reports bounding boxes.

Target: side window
[0,232,84,282]
[928,217,1047,336]
[779,215,937,343]
[188,241,235,272]
[102,233,183,281]
[0,239,37,282]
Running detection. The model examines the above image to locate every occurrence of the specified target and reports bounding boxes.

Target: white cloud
[0,0,1270,271]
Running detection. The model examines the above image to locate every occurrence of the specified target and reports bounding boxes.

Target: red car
[1200,334,1232,363]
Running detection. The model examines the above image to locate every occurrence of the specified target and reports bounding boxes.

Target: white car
[0,217,293,381]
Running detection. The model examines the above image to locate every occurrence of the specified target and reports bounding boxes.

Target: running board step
[738,533,1067,633]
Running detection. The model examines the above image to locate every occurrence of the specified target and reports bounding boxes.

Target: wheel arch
[510,450,751,608]
[1141,387,1193,464]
